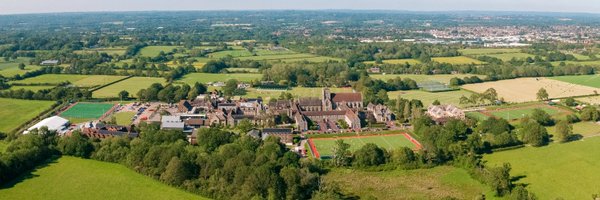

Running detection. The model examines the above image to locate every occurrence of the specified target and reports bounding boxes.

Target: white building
[24,116,70,134]
[161,116,185,130]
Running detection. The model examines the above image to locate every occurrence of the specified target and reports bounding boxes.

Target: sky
[1,0,600,15]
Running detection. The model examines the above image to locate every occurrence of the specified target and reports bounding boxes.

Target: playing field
[138,46,182,57]
[432,56,484,65]
[0,156,206,200]
[60,102,115,119]
[309,134,417,159]
[388,89,474,107]
[489,106,560,121]
[93,77,166,98]
[370,74,483,84]
[484,136,600,199]
[363,58,422,65]
[0,98,55,133]
[178,73,262,85]
[323,166,495,200]
[462,77,599,102]
[549,74,600,88]
[459,48,521,55]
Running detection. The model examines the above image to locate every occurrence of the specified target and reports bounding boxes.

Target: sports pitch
[60,103,115,119]
[309,134,418,159]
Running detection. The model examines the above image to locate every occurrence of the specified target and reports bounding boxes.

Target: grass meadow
[459,48,522,55]
[0,156,207,200]
[112,112,136,125]
[323,166,496,200]
[93,77,166,98]
[0,98,55,133]
[484,136,600,199]
[5,85,55,92]
[177,73,262,85]
[0,57,41,77]
[138,46,182,57]
[489,107,560,121]
[371,74,483,84]
[485,53,535,61]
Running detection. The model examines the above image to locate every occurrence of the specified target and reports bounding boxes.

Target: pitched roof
[298,98,321,106]
[331,93,362,102]
[302,110,347,116]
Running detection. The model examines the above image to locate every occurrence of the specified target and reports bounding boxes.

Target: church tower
[322,88,332,111]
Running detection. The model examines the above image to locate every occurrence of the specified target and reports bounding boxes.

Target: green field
[112,112,136,125]
[459,48,521,55]
[549,74,600,88]
[490,107,560,121]
[486,53,535,61]
[364,58,421,65]
[324,166,495,200]
[485,136,600,199]
[310,134,416,158]
[139,46,182,57]
[72,75,129,88]
[225,68,260,73]
[432,56,484,65]
[0,58,41,77]
[371,74,483,84]
[547,121,600,137]
[466,112,490,121]
[237,53,320,61]
[0,156,207,200]
[178,73,262,85]
[244,87,353,100]
[388,89,474,107]
[6,85,55,92]
[60,102,114,119]
[74,47,127,56]
[0,98,55,133]
[11,74,90,85]
[93,77,166,98]
[551,60,600,67]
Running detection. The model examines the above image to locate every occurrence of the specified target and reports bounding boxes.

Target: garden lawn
[388,90,474,107]
[310,134,415,158]
[549,74,600,88]
[93,77,166,98]
[484,136,600,200]
[323,166,496,200]
[112,112,136,126]
[0,98,55,133]
[432,56,484,65]
[0,156,207,200]
[177,73,262,85]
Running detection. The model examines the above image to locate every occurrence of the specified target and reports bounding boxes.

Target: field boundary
[88,75,133,92]
[402,133,422,150]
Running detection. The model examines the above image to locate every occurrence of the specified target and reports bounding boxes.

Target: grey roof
[161,116,184,129]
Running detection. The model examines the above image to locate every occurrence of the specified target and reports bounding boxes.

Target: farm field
[432,56,484,65]
[73,75,129,88]
[547,121,600,138]
[112,111,136,125]
[309,134,416,159]
[0,156,206,200]
[485,53,535,61]
[576,96,600,105]
[177,73,262,85]
[459,48,521,55]
[388,90,474,107]
[323,166,496,200]
[363,58,421,65]
[462,77,598,102]
[549,74,600,88]
[484,136,600,200]
[93,77,166,98]
[0,98,55,133]
[236,53,317,61]
[11,74,90,85]
[489,106,560,121]
[138,46,182,57]
[551,60,600,67]
[6,85,55,91]
[60,102,114,120]
[277,56,343,63]
[371,74,483,84]
[0,58,41,77]
[225,68,259,73]
[74,47,127,56]
[243,87,353,100]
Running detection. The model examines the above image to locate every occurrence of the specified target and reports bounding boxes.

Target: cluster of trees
[0,128,59,183]
[262,62,359,87]
[391,98,424,122]
[59,124,324,200]
[136,82,207,103]
[449,76,483,86]
[459,88,499,105]
[201,57,265,73]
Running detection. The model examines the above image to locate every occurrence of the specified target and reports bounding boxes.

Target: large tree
[536,88,549,101]
[331,139,351,167]
[554,120,573,143]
